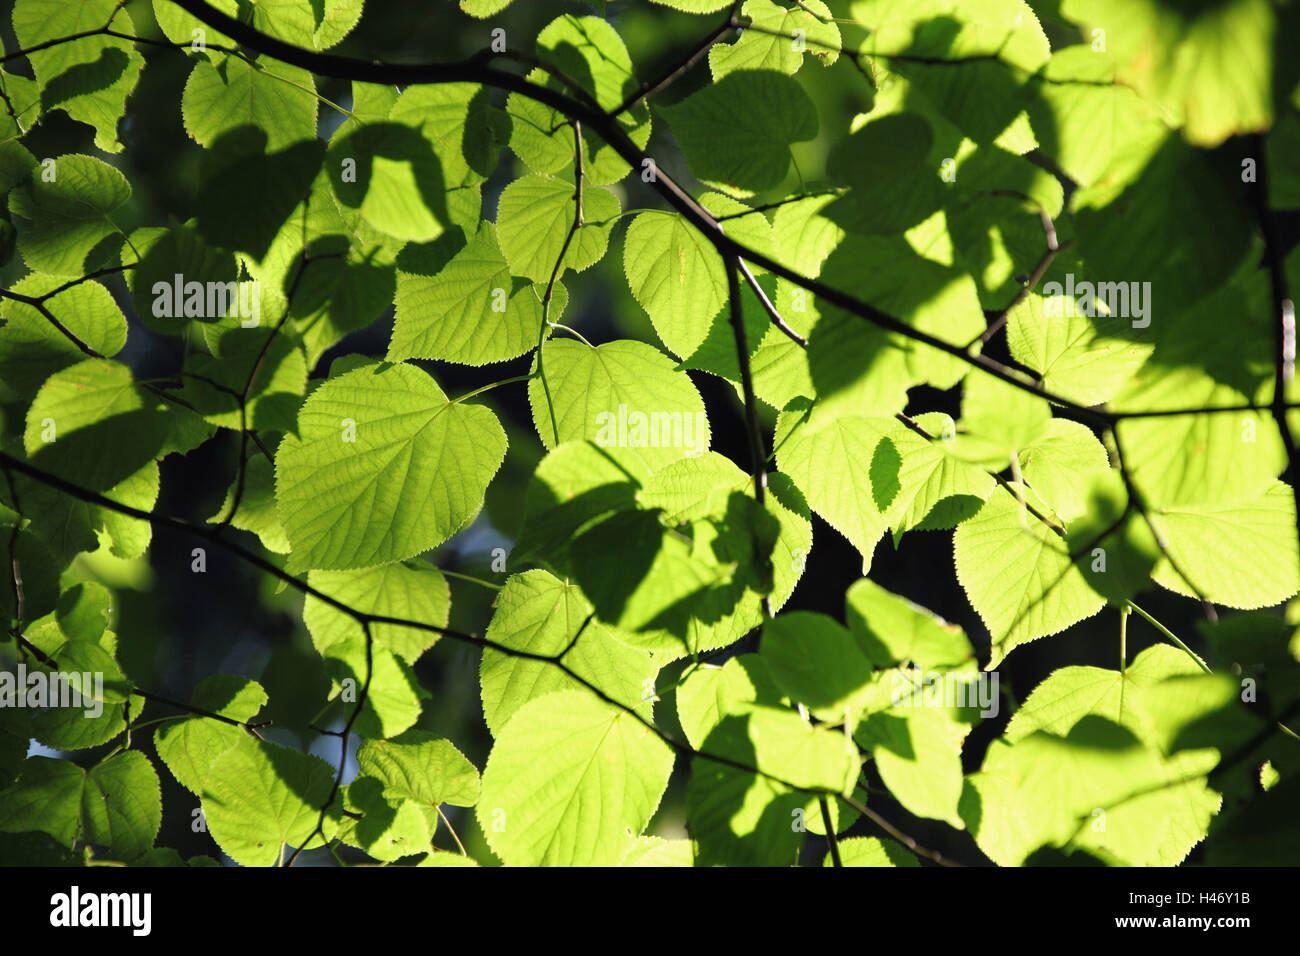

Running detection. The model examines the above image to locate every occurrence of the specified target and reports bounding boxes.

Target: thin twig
[608,3,740,116]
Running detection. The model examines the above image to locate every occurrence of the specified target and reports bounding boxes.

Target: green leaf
[460,0,517,19]
[513,440,654,570]
[823,836,919,867]
[387,80,493,188]
[304,562,450,663]
[569,509,734,637]
[387,83,497,232]
[54,582,115,643]
[528,339,710,470]
[505,16,651,186]
[1006,292,1154,407]
[568,458,810,653]
[1026,45,1168,192]
[658,70,818,196]
[881,414,995,540]
[650,0,733,12]
[686,754,804,866]
[675,654,788,751]
[275,361,507,570]
[180,315,308,435]
[320,637,426,740]
[823,114,943,235]
[23,359,171,491]
[1148,481,1300,609]
[771,192,845,280]
[1060,0,1277,146]
[23,631,132,751]
[622,210,727,360]
[687,707,858,865]
[478,690,675,866]
[807,233,984,416]
[194,133,325,261]
[155,676,269,795]
[851,0,1049,144]
[153,0,239,47]
[346,731,478,858]
[496,175,620,283]
[182,54,318,153]
[126,222,240,336]
[241,167,398,369]
[328,122,450,243]
[1018,419,1112,522]
[208,454,290,553]
[1115,372,1283,510]
[0,730,29,790]
[241,0,364,50]
[845,577,975,670]
[859,706,966,827]
[963,715,1219,866]
[390,224,562,364]
[0,831,80,866]
[0,138,37,199]
[677,266,815,411]
[774,409,896,571]
[699,192,776,268]
[1206,774,1300,865]
[954,371,1052,468]
[1004,644,1203,746]
[1072,139,1253,318]
[357,730,479,810]
[955,486,1106,666]
[0,519,62,624]
[708,706,858,793]
[761,611,875,717]
[12,0,144,152]
[480,570,657,735]
[1066,471,1161,608]
[710,0,840,79]
[0,275,127,395]
[200,738,337,867]
[621,835,695,866]
[342,776,431,862]
[8,155,129,276]
[418,848,480,866]
[0,751,160,861]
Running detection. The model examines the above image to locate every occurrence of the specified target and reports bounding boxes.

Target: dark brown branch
[286,619,372,866]
[971,202,1068,348]
[1248,134,1300,555]
[32,265,132,301]
[132,688,271,735]
[843,792,962,867]
[218,250,330,529]
[738,258,807,347]
[609,3,740,116]
[724,254,841,864]
[0,289,105,358]
[535,121,586,447]
[725,256,768,506]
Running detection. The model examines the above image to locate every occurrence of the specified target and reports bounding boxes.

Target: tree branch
[1248,133,1300,554]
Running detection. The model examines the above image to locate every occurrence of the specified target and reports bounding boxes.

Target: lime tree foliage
[0,0,1298,869]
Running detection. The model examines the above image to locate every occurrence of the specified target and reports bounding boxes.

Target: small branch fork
[535,120,586,447]
[1248,135,1300,552]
